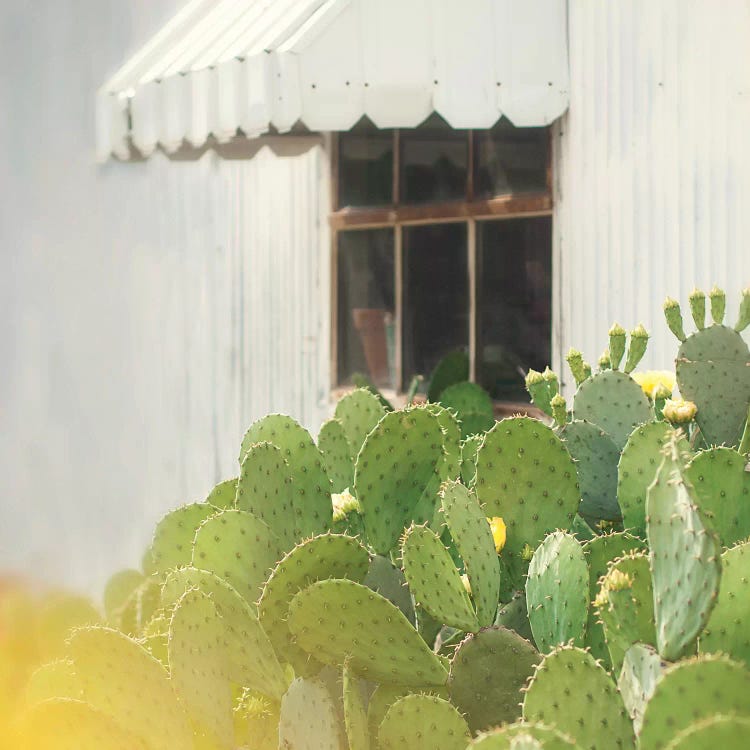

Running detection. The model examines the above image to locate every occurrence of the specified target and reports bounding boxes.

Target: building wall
[554,0,750,386]
[0,1,330,595]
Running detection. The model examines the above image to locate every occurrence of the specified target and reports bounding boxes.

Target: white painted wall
[554,0,750,387]
[0,1,330,595]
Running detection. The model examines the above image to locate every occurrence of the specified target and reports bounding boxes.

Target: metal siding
[554,0,750,391]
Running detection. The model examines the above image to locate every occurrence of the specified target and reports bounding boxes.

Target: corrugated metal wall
[554,0,750,386]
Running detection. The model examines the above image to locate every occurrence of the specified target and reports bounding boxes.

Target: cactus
[665,287,750,447]
[425,402,463,480]
[377,693,470,750]
[114,576,160,637]
[427,350,470,402]
[288,579,449,686]
[448,626,540,732]
[549,393,568,428]
[566,349,592,386]
[646,437,721,660]
[469,722,579,749]
[609,323,627,370]
[662,715,750,749]
[102,569,144,622]
[278,677,342,750]
[624,325,649,374]
[439,381,496,438]
[617,644,664,735]
[334,387,387,458]
[25,659,80,706]
[363,554,415,624]
[525,367,560,417]
[474,417,580,587]
[342,660,370,750]
[205,476,237,509]
[685,447,750,548]
[638,655,750,750]
[233,690,279,750]
[460,433,483,487]
[522,645,635,750]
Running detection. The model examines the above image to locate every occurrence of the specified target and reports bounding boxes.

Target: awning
[97,0,569,161]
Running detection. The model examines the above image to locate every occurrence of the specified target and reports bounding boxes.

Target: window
[331,115,552,404]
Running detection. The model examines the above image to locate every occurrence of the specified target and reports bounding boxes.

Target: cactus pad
[147,503,217,576]
[448,626,540,732]
[377,693,470,750]
[469,722,579,749]
[572,370,652,449]
[342,660,370,750]
[205,476,237,509]
[474,417,580,583]
[495,591,534,643]
[364,554,415,624]
[663,715,750,749]
[638,655,750,750]
[317,418,355,492]
[523,645,634,750]
[278,677,342,750]
[428,350,470,402]
[526,531,589,652]
[25,659,81,706]
[103,569,144,621]
[354,408,445,554]
[686,447,750,547]
[461,434,483,487]
[334,388,387,457]
[288,579,449,686]
[425,402,463,480]
[192,508,282,606]
[402,523,479,632]
[239,414,332,537]
[439,381,496,438]
[617,644,663,735]
[66,626,192,750]
[646,443,721,660]
[441,481,501,627]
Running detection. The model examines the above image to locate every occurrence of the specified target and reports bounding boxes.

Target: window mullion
[468,218,478,383]
[394,224,403,393]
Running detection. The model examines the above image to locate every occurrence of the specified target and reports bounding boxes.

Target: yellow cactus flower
[663,398,698,425]
[331,488,359,520]
[487,517,507,553]
[631,370,676,399]
[461,573,472,596]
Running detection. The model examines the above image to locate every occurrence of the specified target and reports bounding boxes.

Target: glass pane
[478,217,552,402]
[403,223,469,384]
[337,229,396,388]
[338,119,393,208]
[474,119,549,198]
[400,114,468,204]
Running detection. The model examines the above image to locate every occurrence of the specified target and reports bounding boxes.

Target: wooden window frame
[330,127,553,395]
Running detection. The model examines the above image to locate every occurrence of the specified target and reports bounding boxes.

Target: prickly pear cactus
[469,722,579,749]
[334,387,386,458]
[147,503,217,576]
[317,418,355,493]
[439,381,496,438]
[342,660,369,750]
[205,476,237,509]
[617,644,664,735]
[460,434,483,487]
[427,350,470,402]
[662,715,750,749]
[278,677,342,750]
[363,554,415,624]
[103,569,144,621]
[425,402,463,480]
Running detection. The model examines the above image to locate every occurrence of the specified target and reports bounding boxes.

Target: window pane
[474,119,549,198]
[403,223,469,384]
[400,114,468,204]
[478,217,552,402]
[337,229,395,388]
[338,119,393,208]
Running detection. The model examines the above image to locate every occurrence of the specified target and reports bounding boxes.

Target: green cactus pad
[66,626,192,750]
[523,645,634,750]
[318,418,355,493]
[354,408,445,554]
[236,441,296,548]
[699,540,750,666]
[402,523,479,632]
[366,684,448,741]
[334,388,387,457]
[474,417,580,584]
[448,626,540,732]
[115,576,161,636]
[439,381,496,438]
[595,551,656,672]
[460,434,483,487]
[147,502,217,576]
[638,655,750,750]
[676,325,750,447]
[103,569,144,621]
[364,554,415,625]
[526,531,588,652]
[617,421,687,538]
[278,677,342,750]
[205,476,237,508]
[168,590,234,747]
[192,508,282,606]
[425,402,463,480]
[686,447,750,547]
[161,567,288,700]
[617,644,663,735]
[664,714,750,750]
[428,350,470,402]
[495,591,534,643]
[377,693,470,750]
[572,370,652,450]
[441,481,501,627]
[258,533,369,674]
[570,514,596,542]
[469,722,579,749]
[15,698,148,750]
[646,443,721,661]
[25,659,81,706]
[342,660,370,750]
[288,579,449,686]
[239,414,332,537]
[582,532,644,664]
[561,420,621,522]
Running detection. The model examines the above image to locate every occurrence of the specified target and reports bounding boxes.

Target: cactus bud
[689,288,706,330]
[594,568,634,609]
[736,288,750,333]
[460,573,472,596]
[662,398,698,425]
[624,324,649,373]
[598,348,611,370]
[652,382,672,421]
[550,393,568,428]
[566,349,590,386]
[542,366,559,390]
[709,286,726,325]
[332,488,360,522]
[487,517,507,554]
[521,544,535,563]
[608,323,627,370]
[663,297,687,341]
[525,368,557,418]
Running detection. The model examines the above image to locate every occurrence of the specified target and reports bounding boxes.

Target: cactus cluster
[2,286,750,749]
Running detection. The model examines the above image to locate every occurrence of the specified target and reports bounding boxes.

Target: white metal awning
[97,0,570,161]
